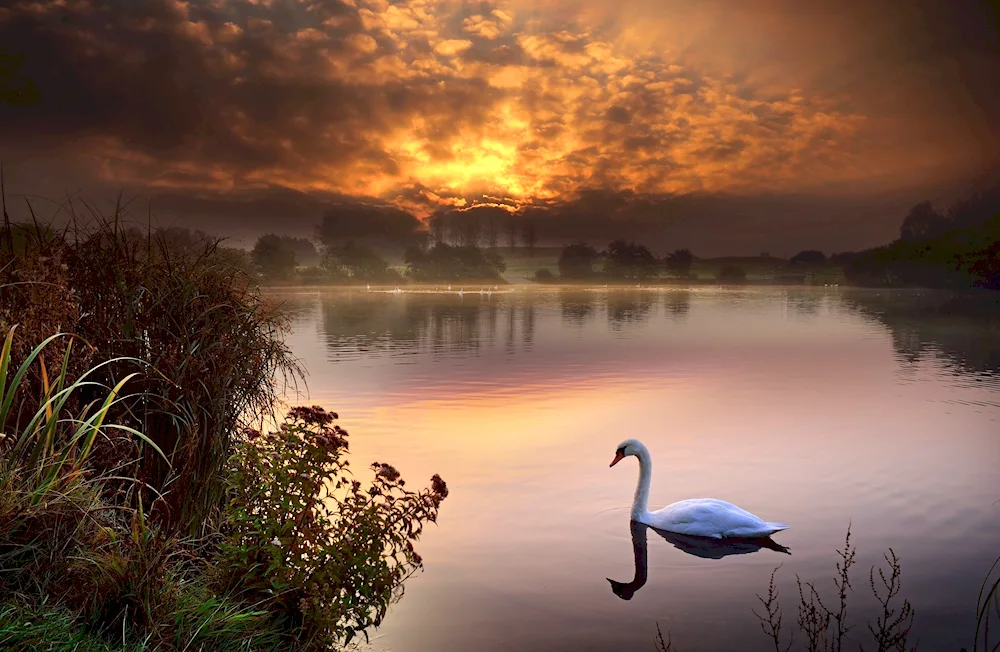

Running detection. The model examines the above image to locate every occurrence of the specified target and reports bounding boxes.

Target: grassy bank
[0,201,448,650]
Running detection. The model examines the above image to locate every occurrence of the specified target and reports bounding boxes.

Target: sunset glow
[1,0,997,228]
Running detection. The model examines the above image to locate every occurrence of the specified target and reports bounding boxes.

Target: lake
[271,286,1000,651]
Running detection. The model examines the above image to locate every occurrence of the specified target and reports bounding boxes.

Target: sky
[0,0,998,255]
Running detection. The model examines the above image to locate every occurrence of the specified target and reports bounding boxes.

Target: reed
[1,192,302,535]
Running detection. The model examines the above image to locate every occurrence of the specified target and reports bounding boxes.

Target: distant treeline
[252,209,508,283]
[842,185,1000,290]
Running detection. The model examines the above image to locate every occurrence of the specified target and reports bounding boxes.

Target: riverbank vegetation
[0,197,448,650]
[655,524,998,652]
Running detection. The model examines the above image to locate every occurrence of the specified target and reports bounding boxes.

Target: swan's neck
[632,448,652,521]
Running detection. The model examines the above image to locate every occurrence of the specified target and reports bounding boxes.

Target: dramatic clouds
[0,0,997,252]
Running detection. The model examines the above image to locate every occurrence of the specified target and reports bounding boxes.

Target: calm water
[272,286,1000,651]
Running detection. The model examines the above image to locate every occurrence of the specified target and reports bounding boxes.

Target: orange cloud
[0,0,995,222]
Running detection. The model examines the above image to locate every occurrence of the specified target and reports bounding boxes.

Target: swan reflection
[608,520,791,600]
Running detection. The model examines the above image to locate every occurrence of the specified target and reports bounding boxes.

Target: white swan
[610,438,788,539]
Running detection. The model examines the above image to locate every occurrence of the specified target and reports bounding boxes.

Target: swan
[610,438,789,539]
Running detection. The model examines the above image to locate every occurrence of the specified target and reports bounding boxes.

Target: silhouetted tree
[604,240,658,280]
[846,185,1000,289]
[506,216,518,249]
[317,204,424,253]
[558,243,599,279]
[405,244,506,281]
[252,234,296,279]
[717,265,747,282]
[428,215,447,246]
[899,201,947,241]
[484,215,500,250]
[521,219,537,257]
[664,248,694,277]
[324,241,396,281]
[458,216,482,248]
[789,250,827,266]
[278,236,319,266]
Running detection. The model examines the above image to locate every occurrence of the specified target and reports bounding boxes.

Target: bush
[1,203,301,535]
[218,406,448,648]
[0,327,447,650]
[534,268,555,282]
[717,265,747,282]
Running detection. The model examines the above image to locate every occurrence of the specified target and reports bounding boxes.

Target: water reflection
[270,286,1000,652]
[663,290,691,320]
[608,521,791,601]
[560,289,596,326]
[844,290,1000,375]
[607,290,655,328]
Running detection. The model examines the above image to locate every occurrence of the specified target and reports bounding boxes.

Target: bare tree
[506,216,518,249]
[521,219,537,257]
[485,215,499,250]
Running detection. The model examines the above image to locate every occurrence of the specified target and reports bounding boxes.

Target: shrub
[1,200,302,535]
[534,268,555,282]
[217,406,448,648]
[717,265,747,282]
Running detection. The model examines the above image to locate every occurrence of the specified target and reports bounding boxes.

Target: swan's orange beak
[610,451,625,467]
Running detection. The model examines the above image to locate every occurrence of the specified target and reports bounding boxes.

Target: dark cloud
[0,0,996,255]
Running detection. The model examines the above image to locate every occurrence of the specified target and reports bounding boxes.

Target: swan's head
[609,438,645,467]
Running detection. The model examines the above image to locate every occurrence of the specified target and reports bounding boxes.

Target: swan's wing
[648,499,782,538]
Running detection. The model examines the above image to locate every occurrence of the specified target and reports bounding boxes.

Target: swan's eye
[617,447,626,456]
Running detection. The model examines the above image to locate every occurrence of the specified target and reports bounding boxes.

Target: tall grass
[975,554,1000,652]
[1,193,302,534]
[0,327,271,650]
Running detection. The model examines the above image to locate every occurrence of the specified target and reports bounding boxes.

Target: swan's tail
[765,522,790,534]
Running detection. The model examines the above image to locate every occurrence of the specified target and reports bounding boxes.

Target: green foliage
[0,599,128,651]
[405,243,506,281]
[1,201,301,535]
[604,240,658,280]
[218,406,448,648]
[558,243,599,279]
[0,326,446,650]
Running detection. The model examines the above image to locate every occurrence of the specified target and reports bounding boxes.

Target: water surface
[274,286,1000,651]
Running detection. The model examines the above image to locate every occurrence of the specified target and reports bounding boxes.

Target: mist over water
[272,286,1000,651]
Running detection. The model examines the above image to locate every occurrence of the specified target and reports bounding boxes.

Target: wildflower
[288,405,335,427]
[377,463,401,482]
[271,536,280,546]
[431,474,449,499]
